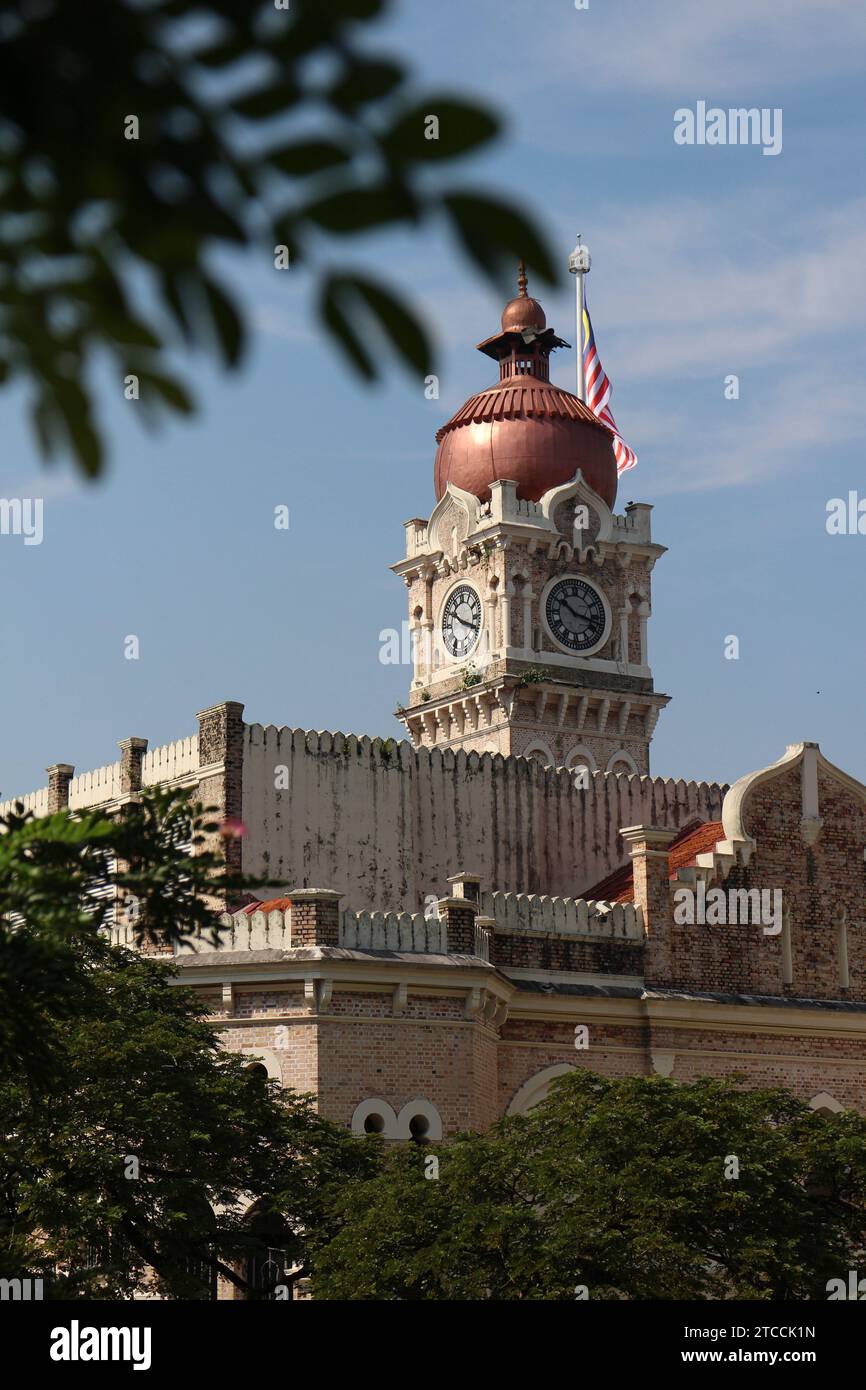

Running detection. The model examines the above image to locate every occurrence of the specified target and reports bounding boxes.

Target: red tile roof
[239,896,293,915]
[585,820,725,903]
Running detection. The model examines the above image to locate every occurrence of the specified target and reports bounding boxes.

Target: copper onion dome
[434,263,618,507]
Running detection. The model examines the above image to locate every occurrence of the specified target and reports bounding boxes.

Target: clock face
[545,577,607,653]
[441,584,482,658]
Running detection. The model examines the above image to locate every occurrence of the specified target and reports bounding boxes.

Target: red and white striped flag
[581,300,637,475]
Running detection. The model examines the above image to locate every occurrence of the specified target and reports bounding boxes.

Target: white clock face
[441,584,482,658]
[545,577,607,653]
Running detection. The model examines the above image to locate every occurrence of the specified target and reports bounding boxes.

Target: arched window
[351,1098,398,1138]
[238,1047,282,1082]
[565,745,597,778]
[243,1205,301,1301]
[523,741,555,768]
[396,1099,443,1142]
[606,750,639,776]
[351,1098,442,1142]
[506,1064,576,1116]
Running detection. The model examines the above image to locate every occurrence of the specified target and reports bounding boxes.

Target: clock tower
[392,270,669,776]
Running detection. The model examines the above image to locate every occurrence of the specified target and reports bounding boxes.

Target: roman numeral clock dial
[441,584,482,658]
[545,577,608,653]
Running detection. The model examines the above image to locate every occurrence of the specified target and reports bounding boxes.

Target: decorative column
[637,601,650,668]
[410,616,423,684]
[619,824,677,983]
[618,606,630,666]
[483,589,498,660]
[836,908,849,991]
[502,582,515,655]
[522,588,534,656]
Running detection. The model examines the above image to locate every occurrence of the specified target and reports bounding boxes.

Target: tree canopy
[0,789,372,1298]
[310,1069,866,1300]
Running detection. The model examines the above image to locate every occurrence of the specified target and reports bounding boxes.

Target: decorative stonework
[393,472,669,770]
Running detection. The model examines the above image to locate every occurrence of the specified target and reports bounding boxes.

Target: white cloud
[568,193,866,379]
[464,0,866,98]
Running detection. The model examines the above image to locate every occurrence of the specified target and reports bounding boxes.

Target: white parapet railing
[175,908,291,954]
[0,785,50,820]
[482,890,643,941]
[340,909,448,954]
[173,905,451,955]
[111,894,639,956]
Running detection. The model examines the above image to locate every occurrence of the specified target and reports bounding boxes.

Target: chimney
[196,701,245,899]
[289,889,342,948]
[46,763,75,813]
[118,737,148,796]
[438,894,480,956]
[446,871,482,906]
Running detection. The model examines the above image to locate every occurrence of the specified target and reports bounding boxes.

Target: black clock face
[442,584,482,658]
[545,578,607,653]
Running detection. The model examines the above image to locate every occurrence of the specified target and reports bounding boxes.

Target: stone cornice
[173,948,509,1001]
[503,987,866,1040]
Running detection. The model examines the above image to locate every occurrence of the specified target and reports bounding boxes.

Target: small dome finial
[517,258,528,298]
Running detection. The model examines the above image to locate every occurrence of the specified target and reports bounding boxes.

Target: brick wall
[648,763,866,1001]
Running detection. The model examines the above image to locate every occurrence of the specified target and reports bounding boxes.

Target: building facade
[4,280,865,1287]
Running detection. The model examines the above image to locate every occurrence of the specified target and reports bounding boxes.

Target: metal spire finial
[517,258,528,298]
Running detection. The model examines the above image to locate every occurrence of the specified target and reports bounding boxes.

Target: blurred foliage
[0,788,375,1297]
[0,787,254,1080]
[0,0,557,476]
[310,1070,866,1300]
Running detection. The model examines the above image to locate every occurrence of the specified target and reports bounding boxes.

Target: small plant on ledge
[420,689,431,703]
[461,664,482,689]
[515,666,547,687]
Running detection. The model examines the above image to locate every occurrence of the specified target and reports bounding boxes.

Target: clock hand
[562,599,588,623]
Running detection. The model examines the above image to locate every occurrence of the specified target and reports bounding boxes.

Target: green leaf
[443,192,558,290]
[329,60,404,111]
[319,273,433,380]
[383,98,500,163]
[98,313,162,352]
[52,383,103,478]
[193,38,250,70]
[138,370,194,415]
[268,140,352,176]
[345,275,432,376]
[159,269,194,341]
[31,393,62,460]
[200,277,244,368]
[319,275,375,380]
[302,184,415,233]
[232,80,300,120]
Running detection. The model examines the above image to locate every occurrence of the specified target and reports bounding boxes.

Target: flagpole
[568,234,591,403]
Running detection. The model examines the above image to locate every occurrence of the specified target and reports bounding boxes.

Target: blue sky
[2,0,866,799]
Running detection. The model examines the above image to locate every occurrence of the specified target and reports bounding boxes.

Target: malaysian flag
[581,300,637,475]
